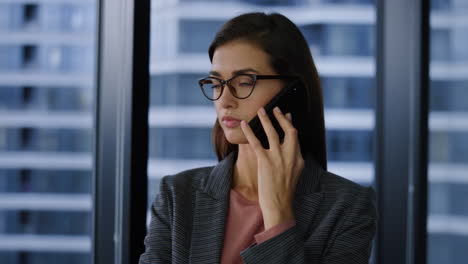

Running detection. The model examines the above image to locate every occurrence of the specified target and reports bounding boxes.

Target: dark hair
[208,12,327,171]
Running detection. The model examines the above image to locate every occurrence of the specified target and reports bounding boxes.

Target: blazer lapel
[189,150,325,263]
[292,153,325,239]
[292,192,324,243]
[189,191,230,264]
[189,151,236,264]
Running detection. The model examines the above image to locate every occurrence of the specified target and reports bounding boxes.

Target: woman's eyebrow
[209,68,260,76]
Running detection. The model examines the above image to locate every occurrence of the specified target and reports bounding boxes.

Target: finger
[257,107,281,151]
[294,155,305,184]
[240,120,267,158]
[273,107,299,146]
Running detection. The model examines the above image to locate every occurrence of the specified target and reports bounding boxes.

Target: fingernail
[259,107,266,116]
[274,106,282,114]
[287,113,292,121]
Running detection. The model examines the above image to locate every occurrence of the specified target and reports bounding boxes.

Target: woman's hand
[240,106,305,230]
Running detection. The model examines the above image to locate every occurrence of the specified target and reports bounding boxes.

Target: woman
[139,12,377,264]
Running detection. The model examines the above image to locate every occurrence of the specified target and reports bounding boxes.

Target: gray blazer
[139,150,378,264]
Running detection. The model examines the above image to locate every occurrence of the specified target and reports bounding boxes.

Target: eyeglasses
[198,73,298,101]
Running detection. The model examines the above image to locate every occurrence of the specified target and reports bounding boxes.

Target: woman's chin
[224,130,248,145]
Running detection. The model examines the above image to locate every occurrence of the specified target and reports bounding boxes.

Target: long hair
[208,12,327,171]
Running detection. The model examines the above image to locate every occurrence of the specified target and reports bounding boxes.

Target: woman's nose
[218,84,238,108]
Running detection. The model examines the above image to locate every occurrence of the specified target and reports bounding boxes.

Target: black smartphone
[247,78,308,149]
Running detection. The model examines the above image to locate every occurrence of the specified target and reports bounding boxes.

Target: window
[0,1,97,263]
[148,0,376,261]
[427,0,468,263]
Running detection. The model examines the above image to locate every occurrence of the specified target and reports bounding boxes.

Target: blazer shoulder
[320,170,373,196]
[317,172,378,260]
[159,165,215,195]
[318,170,377,219]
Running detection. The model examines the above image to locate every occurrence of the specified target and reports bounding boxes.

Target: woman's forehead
[208,67,259,77]
[211,42,273,77]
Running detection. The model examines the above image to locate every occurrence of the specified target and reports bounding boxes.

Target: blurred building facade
[427,0,468,263]
[0,0,96,263]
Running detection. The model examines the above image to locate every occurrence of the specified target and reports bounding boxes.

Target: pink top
[220,189,296,264]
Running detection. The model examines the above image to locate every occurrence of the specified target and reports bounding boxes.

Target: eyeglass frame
[198,73,299,101]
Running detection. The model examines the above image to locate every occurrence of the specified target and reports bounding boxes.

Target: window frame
[92,0,150,263]
[375,0,429,263]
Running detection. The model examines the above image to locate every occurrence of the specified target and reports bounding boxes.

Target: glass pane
[0,1,97,263]
[427,0,468,263]
[148,0,376,261]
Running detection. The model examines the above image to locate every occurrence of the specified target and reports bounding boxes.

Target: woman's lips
[223,119,241,128]
[222,116,242,128]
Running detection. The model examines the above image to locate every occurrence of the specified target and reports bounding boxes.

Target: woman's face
[211,40,284,145]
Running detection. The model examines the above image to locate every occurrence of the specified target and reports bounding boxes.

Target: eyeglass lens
[202,75,255,100]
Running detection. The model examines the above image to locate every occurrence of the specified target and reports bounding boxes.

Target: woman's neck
[232,144,259,194]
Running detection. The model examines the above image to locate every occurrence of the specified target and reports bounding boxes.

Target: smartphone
[247,78,308,149]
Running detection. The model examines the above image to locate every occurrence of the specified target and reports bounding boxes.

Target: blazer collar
[201,150,325,200]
